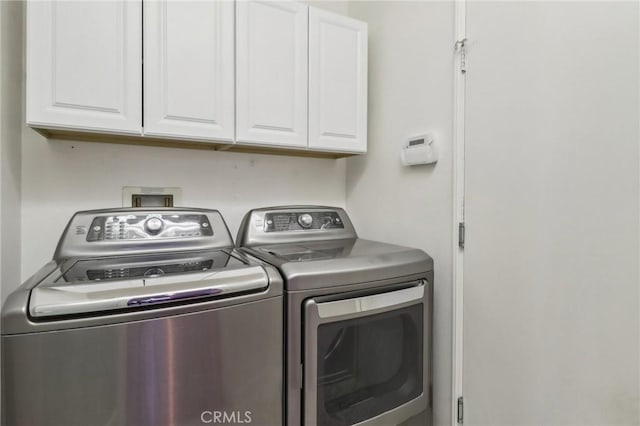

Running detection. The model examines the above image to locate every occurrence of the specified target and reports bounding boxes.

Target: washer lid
[29,250,268,318]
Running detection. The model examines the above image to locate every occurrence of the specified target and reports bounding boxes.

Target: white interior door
[462,2,639,425]
[143,0,234,142]
[27,0,142,134]
[236,1,308,148]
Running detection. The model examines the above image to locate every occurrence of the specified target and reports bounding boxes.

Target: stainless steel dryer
[237,206,433,426]
[2,208,283,426]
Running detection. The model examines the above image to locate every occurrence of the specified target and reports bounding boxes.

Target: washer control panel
[86,213,214,241]
[54,208,235,261]
[264,211,344,233]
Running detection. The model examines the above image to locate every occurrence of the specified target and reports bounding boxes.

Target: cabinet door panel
[309,8,367,153]
[236,1,308,147]
[27,0,142,134]
[144,1,234,141]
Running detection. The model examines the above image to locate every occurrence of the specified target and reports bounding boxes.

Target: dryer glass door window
[304,285,425,426]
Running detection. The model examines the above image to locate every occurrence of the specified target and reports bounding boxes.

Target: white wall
[462,2,639,425]
[1,0,23,302]
[17,0,349,281]
[345,2,455,425]
[20,139,346,277]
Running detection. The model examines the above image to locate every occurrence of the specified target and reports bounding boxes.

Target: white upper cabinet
[144,1,234,142]
[236,1,308,147]
[26,1,368,156]
[308,7,368,153]
[27,1,142,134]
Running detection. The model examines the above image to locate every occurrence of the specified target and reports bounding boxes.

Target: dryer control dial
[298,213,313,228]
[145,217,164,234]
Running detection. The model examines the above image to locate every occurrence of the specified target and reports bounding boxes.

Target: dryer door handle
[307,281,425,324]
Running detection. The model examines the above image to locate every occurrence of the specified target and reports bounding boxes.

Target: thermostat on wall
[401,133,438,166]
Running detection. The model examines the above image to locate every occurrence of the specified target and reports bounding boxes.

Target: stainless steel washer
[237,206,433,426]
[2,208,283,426]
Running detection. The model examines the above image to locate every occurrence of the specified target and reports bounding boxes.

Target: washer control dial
[298,213,313,228]
[145,217,164,234]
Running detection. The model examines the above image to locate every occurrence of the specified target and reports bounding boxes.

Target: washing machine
[2,208,283,426]
[237,206,433,426]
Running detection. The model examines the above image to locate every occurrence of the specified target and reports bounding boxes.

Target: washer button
[298,214,313,228]
[145,217,164,234]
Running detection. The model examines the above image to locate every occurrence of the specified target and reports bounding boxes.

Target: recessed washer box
[122,186,182,207]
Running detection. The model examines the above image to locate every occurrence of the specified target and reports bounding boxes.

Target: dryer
[237,206,433,426]
[2,208,283,426]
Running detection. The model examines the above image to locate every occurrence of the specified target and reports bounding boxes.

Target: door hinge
[298,364,304,389]
[457,396,464,424]
[458,222,465,249]
[455,38,467,74]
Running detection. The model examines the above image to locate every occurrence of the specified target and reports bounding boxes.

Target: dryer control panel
[264,211,344,232]
[236,206,358,247]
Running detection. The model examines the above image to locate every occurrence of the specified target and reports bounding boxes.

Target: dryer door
[303,282,428,426]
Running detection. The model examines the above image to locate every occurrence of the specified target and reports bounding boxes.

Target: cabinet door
[309,8,368,153]
[27,1,142,134]
[144,1,234,142]
[236,1,308,147]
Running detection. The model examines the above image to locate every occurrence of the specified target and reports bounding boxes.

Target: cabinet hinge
[458,222,465,249]
[455,38,467,74]
[457,396,464,424]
